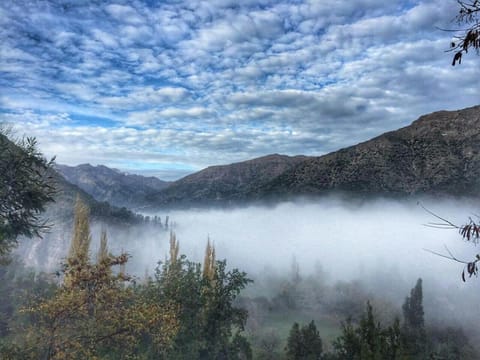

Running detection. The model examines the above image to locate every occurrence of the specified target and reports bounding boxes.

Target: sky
[1,0,479,181]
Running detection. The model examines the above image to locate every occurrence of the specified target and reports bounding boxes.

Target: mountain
[260,105,480,198]
[47,169,147,226]
[0,133,161,270]
[148,154,308,206]
[148,105,480,207]
[17,167,153,269]
[56,164,170,209]
[0,131,149,239]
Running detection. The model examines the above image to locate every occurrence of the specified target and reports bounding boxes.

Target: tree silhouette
[0,129,55,256]
[401,278,426,359]
[449,1,480,65]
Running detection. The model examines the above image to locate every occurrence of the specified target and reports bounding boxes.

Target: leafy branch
[420,202,480,282]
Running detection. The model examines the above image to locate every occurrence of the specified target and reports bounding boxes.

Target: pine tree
[381,317,403,359]
[0,130,55,256]
[286,323,303,359]
[331,302,404,360]
[332,319,361,360]
[358,301,382,359]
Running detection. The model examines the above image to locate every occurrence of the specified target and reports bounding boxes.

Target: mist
[17,196,480,336]
[129,198,475,282]
[135,197,478,337]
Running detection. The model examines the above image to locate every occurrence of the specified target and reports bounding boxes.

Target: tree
[15,197,178,359]
[401,278,427,359]
[421,204,480,281]
[331,302,403,360]
[450,1,480,65]
[150,233,252,360]
[0,129,55,256]
[285,321,323,360]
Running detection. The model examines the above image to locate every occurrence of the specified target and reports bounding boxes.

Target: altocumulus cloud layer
[1,0,479,179]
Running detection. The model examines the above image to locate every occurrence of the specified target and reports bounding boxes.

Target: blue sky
[1,0,479,180]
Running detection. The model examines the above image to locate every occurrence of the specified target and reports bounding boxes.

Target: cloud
[0,0,478,180]
[101,86,190,110]
[105,4,145,25]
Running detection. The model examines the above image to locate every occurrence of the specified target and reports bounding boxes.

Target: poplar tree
[18,198,178,359]
[153,233,252,359]
[401,278,426,359]
[203,237,216,281]
[68,195,91,262]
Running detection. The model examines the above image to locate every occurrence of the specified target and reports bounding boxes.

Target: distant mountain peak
[56,164,170,209]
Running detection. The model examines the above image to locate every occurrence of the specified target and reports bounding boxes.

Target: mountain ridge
[148,153,309,206]
[56,163,170,209]
[259,105,480,197]
[146,105,480,208]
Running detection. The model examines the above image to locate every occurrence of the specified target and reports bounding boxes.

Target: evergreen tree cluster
[285,321,323,360]
[285,278,477,360]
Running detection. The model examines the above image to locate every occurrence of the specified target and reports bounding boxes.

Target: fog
[149,197,479,332]
[120,198,477,284]
[20,196,480,295]
[15,196,480,343]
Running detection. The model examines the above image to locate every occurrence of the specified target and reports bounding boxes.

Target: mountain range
[55,105,480,209]
[56,164,170,209]
[7,104,480,270]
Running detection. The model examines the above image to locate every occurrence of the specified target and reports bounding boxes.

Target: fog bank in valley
[156,197,480,331]
[162,198,476,283]
[16,196,480,338]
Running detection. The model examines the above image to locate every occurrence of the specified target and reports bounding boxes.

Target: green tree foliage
[401,278,426,359]
[0,257,55,343]
[10,198,178,359]
[148,233,252,359]
[0,129,55,256]
[326,278,477,359]
[285,321,323,360]
[331,302,403,360]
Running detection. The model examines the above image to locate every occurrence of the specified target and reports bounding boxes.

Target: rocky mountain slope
[56,164,170,209]
[260,105,480,198]
[148,105,480,207]
[148,154,308,206]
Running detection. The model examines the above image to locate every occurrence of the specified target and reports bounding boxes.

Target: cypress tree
[401,278,426,359]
